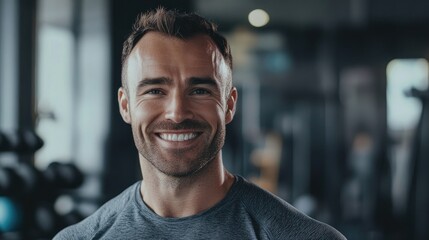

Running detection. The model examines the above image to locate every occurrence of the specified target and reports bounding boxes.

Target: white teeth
[178,134,184,141]
[159,133,197,142]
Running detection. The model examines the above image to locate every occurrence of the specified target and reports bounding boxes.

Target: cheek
[131,101,161,127]
[194,102,226,126]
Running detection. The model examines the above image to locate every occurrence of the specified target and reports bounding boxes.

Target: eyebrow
[136,76,219,89]
[137,77,172,88]
[189,77,218,87]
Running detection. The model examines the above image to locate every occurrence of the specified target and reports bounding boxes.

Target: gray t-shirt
[54,176,346,239]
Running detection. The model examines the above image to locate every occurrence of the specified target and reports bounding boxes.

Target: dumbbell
[0,197,23,232]
[0,130,44,153]
[0,167,24,196]
[16,130,44,154]
[32,201,85,236]
[0,163,42,197]
[15,162,43,196]
[32,202,61,236]
[0,132,12,152]
[0,162,84,197]
[43,162,84,190]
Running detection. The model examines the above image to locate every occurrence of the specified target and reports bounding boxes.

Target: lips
[158,133,198,142]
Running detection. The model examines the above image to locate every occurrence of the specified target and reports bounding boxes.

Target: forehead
[136,32,217,62]
[125,32,230,86]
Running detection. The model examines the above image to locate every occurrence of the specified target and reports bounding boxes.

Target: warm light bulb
[248,9,270,27]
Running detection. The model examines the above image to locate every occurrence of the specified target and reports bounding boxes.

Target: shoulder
[53,181,141,240]
[235,176,347,240]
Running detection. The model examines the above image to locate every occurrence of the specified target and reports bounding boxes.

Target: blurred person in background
[54,7,346,239]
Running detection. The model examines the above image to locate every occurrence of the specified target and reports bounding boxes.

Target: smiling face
[118,32,237,178]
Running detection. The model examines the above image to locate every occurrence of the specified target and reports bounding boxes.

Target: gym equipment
[33,203,60,235]
[0,130,44,154]
[0,128,85,238]
[17,130,44,153]
[14,162,42,196]
[0,164,42,197]
[0,197,23,232]
[0,132,12,152]
[0,161,84,198]
[43,162,84,189]
[0,167,24,196]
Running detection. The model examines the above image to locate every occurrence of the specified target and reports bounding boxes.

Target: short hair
[121,7,233,93]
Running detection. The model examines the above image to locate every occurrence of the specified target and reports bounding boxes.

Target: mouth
[158,132,200,142]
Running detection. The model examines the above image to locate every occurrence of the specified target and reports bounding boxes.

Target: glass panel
[0,0,18,130]
[35,25,74,168]
[0,0,18,165]
[386,58,429,216]
[35,0,110,203]
[387,59,428,131]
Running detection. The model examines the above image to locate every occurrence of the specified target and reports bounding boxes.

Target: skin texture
[118,32,237,217]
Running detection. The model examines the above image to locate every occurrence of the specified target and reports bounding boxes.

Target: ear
[225,87,238,124]
[118,87,131,124]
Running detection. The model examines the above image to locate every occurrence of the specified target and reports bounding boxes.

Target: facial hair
[131,119,226,178]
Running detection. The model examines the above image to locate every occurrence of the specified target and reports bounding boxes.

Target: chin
[157,157,213,178]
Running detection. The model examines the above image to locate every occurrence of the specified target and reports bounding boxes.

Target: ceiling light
[248,9,270,27]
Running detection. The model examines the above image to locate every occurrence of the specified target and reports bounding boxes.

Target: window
[35,0,110,200]
[386,58,429,215]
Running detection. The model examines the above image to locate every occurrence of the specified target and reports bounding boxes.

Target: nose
[164,92,194,123]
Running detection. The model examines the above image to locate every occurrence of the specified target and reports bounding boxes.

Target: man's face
[118,32,237,178]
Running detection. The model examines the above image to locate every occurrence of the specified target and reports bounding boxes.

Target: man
[55,8,346,239]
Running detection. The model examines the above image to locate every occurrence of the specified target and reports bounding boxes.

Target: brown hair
[121,7,233,91]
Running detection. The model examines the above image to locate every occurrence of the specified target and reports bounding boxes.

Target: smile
[158,133,198,142]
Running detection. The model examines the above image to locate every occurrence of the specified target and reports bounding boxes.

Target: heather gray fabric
[54,176,346,240]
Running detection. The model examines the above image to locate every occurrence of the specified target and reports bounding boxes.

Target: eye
[144,89,164,95]
[191,88,210,95]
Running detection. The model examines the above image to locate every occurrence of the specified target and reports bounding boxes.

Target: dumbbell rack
[0,130,84,240]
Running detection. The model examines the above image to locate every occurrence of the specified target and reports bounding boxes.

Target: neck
[139,153,234,218]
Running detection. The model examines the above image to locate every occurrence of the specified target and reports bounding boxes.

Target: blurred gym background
[1,0,429,239]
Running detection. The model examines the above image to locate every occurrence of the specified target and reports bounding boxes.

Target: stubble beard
[131,120,226,179]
